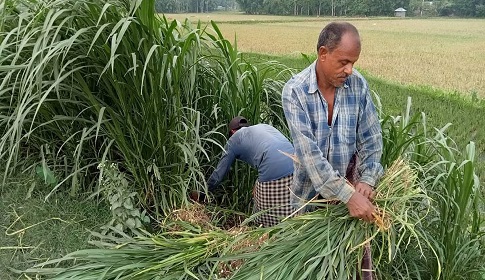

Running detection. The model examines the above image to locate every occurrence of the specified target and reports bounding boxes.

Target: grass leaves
[0,0,289,216]
[22,159,432,280]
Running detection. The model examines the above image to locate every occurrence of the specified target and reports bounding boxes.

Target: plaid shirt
[282,61,383,210]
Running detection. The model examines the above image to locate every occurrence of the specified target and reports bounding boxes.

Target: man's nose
[344,63,353,75]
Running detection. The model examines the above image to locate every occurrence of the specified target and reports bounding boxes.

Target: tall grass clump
[377,98,485,279]
[376,96,431,169]
[420,139,484,279]
[0,0,289,215]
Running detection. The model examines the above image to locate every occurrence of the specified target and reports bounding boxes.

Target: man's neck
[318,82,336,126]
[318,80,336,99]
[316,70,335,97]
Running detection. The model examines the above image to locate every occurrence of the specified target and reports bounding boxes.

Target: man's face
[317,32,361,88]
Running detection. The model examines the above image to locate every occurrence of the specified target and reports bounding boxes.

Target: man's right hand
[345,191,375,222]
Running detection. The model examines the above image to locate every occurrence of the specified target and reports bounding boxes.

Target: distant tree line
[156,0,485,17]
[236,0,485,17]
[155,0,238,13]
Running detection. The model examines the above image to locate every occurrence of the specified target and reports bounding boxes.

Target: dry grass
[163,14,485,97]
[165,203,215,231]
[162,202,268,278]
[217,229,269,278]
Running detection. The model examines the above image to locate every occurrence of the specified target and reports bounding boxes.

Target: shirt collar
[308,61,319,94]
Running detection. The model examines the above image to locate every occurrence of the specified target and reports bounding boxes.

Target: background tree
[155,0,238,13]
[453,0,485,16]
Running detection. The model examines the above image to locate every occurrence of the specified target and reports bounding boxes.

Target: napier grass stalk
[378,99,484,279]
[24,226,231,279]
[420,140,484,279]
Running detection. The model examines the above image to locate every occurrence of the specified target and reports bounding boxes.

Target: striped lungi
[253,174,293,227]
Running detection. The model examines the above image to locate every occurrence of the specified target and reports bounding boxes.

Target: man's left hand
[354,182,375,200]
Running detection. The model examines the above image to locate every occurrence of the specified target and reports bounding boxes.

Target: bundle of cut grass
[23,159,431,279]
[22,205,263,279]
[23,225,232,279]
[225,158,430,279]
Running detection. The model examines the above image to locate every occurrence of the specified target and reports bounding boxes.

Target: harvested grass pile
[24,159,431,280]
[225,158,427,279]
[217,229,269,278]
[163,204,269,278]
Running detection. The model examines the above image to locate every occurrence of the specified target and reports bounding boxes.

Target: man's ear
[318,46,328,61]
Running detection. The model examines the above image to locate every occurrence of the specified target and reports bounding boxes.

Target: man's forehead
[338,32,360,47]
[331,34,360,55]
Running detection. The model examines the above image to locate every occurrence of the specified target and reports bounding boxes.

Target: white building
[394,7,407,17]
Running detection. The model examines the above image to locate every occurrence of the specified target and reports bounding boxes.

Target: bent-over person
[205,116,295,227]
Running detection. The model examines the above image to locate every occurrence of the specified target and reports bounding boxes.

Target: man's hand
[189,190,207,203]
[189,190,201,202]
[354,182,375,200]
[345,191,375,222]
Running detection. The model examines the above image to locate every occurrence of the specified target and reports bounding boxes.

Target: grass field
[0,173,111,279]
[165,13,485,97]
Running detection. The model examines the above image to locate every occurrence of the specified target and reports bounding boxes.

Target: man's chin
[333,77,347,87]
[332,81,345,88]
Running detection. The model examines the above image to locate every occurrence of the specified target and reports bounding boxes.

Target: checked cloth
[253,174,294,227]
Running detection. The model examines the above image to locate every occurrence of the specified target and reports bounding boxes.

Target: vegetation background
[1,0,484,279]
[164,13,485,179]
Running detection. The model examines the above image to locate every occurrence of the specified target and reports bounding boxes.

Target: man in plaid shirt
[282,22,383,222]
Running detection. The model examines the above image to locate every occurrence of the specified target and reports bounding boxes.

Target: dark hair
[316,22,360,52]
[228,116,250,137]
